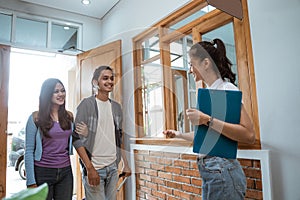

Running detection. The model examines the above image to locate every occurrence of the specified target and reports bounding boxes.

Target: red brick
[174,160,190,168]
[253,160,261,169]
[166,180,182,189]
[243,168,262,179]
[151,190,166,199]
[246,189,263,199]
[173,189,192,199]
[246,178,255,189]
[165,166,182,174]
[158,185,173,194]
[191,195,202,200]
[181,154,198,160]
[173,175,191,184]
[190,161,198,170]
[146,181,158,190]
[137,179,145,187]
[150,151,164,157]
[136,150,149,155]
[164,152,180,159]
[136,161,150,168]
[239,159,253,167]
[255,180,263,190]
[139,174,151,181]
[151,163,165,171]
[191,178,202,187]
[140,186,151,194]
[145,168,158,176]
[135,154,144,161]
[137,191,145,198]
[182,184,201,194]
[182,169,200,177]
[158,158,173,165]
[158,171,172,180]
[152,177,165,185]
[145,194,158,200]
[135,166,145,174]
[144,156,158,163]
[166,195,182,200]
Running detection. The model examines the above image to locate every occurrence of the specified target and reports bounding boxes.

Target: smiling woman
[6,48,76,197]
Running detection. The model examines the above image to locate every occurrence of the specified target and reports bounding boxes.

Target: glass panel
[51,23,78,50]
[170,35,193,69]
[174,74,185,132]
[202,22,238,85]
[142,34,160,61]
[142,62,164,137]
[15,17,47,48]
[169,5,216,31]
[0,13,12,42]
[170,38,184,68]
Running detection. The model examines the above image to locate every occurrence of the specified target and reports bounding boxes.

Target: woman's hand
[27,184,37,188]
[162,130,181,138]
[186,108,210,125]
[76,122,88,137]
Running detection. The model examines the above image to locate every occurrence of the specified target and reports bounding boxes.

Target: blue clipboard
[193,88,242,159]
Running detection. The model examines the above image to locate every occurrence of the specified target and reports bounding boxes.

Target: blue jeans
[197,156,246,200]
[34,165,73,200]
[83,162,118,200]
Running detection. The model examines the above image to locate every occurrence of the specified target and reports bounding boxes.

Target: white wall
[101,0,300,199]
[0,0,102,50]
[247,0,300,199]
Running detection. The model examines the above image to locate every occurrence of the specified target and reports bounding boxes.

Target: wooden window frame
[133,0,260,149]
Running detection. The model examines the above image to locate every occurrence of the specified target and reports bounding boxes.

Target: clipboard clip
[117,173,128,191]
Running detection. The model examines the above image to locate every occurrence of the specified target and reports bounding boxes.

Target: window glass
[170,38,185,68]
[0,13,12,42]
[142,62,164,136]
[15,17,47,48]
[169,5,216,31]
[142,34,160,61]
[202,22,238,85]
[51,23,78,50]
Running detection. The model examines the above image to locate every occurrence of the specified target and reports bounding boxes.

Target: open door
[0,45,10,198]
[74,40,124,200]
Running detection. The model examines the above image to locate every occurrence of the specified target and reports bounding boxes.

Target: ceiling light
[81,0,91,5]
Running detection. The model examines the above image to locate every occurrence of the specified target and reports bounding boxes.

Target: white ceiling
[20,0,120,19]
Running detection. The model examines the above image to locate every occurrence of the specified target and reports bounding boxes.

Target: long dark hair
[36,78,73,137]
[189,38,236,84]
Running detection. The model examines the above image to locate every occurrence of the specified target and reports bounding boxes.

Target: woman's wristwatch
[207,116,214,127]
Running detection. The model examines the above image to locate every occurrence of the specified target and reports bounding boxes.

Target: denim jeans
[83,162,118,200]
[197,156,246,200]
[34,165,73,200]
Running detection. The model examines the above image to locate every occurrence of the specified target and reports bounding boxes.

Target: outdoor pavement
[6,166,26,198]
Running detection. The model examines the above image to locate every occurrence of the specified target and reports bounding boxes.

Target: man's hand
[87,166,100,187]
[119,164,131,178]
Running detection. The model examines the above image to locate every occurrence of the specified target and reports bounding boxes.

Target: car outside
[8,127,26,180]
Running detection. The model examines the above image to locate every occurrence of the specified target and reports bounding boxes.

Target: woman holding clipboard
[163,38,255,200]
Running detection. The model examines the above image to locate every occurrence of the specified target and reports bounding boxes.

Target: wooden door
[75,40,124,200]
[0,45,10,198]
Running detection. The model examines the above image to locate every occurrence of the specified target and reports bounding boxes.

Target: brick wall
[134,149,263,200]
